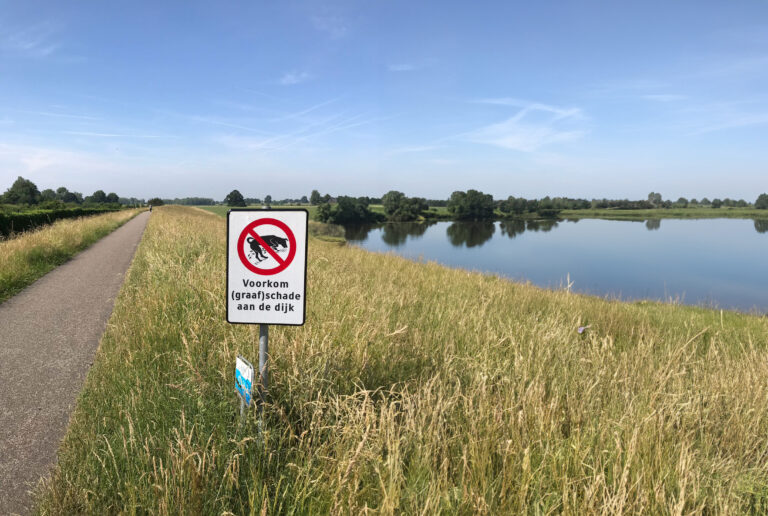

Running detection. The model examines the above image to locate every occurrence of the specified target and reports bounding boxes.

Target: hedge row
[0,207,122,236]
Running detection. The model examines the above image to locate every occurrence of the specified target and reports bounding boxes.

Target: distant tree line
[221,184,768,224]
[0,176,138,208]
[161,197,216,205]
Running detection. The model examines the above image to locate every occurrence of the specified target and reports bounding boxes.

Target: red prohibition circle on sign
[237,218,297,275]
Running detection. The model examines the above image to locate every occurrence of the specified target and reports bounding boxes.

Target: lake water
[345,218,768,313]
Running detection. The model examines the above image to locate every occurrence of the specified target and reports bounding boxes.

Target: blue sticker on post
[235,355,254,406]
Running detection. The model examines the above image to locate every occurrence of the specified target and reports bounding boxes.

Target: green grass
[0,209,142,304]
[37,206,768,514]
[198,205,319,219]
[561,207,768,220]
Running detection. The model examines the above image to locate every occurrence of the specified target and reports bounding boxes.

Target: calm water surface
[346,218,768,313]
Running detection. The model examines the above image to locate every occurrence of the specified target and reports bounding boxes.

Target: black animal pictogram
[246,235,289,262]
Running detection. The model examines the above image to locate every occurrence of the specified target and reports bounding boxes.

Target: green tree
[316,197,380,224]
[647,192,663,207]
[106,192,119,203]
[675,197,688,208]
[381,190,426,221]
[147,197,165,206]
[87,190,107,204]
[300,195,309,204]
[40,189,57,201]
[711,198,722,208]
[2,176,41,204]
[264,195,272,206]
[755,193,768,209]
[382,190,406,216]
[62,191,80,203]
[310,190,322,205]
[447,190,495,220]
[316,202,332,222]
[224,190,246,207]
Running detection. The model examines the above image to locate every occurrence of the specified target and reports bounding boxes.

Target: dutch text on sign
[227,210,308,325]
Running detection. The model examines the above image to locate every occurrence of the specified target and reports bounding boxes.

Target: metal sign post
[258,323,269,416]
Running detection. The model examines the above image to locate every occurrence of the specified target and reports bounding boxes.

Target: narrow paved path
[0,211,150,515]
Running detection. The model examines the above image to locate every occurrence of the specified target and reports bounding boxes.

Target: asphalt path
[0,211,150,515]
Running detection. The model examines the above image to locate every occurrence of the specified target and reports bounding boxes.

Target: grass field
[36,205,768,514]
[0,209,141,304]
[199,205,319,219]
[560,207,768,220]
[197,204,767,225]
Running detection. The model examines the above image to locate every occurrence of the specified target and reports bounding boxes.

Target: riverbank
[37,206,768,513]
[559,206,768,220]
[199,204,768,224]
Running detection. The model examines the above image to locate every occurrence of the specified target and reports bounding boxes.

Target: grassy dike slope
[38,206,768,514]
[0,209,142,304]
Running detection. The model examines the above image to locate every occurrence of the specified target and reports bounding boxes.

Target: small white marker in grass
[235,355,254,421]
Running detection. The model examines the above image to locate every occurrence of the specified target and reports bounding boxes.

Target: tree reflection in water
[525,219,559,232]
[755,219,768,233]
[645,219,661,230]
[499,219,526,239]
[382,221,437,246]
[344,221,438,245]
[344,224,375,242]
[446,221,496,247]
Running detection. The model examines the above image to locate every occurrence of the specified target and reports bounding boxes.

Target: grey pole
[258,324,269,415]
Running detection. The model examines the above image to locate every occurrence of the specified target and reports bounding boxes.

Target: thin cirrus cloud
[62,131,170,139]
[1,23,59,58]
[388,63,418,72]
[641,94,688,102]
[311,15,347,39]
[467,99,587,152]
[279,71,312,85]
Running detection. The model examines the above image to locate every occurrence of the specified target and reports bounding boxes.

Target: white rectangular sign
[235,355,254,405]
[227,209,308,325]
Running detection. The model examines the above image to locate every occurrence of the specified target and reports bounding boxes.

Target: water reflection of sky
[346,219,768,313]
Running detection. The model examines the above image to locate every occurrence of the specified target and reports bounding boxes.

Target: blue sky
[1,0,767,201]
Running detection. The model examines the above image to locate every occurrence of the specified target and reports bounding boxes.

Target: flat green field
[39,205,768,514]
[561,207,768,220]
[197,204,766,223]
[198,205,319,219]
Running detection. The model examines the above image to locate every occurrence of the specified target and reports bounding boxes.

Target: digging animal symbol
[246,235,289,262]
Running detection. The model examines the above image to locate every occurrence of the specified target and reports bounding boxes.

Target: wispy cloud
[468,100,586,151]
[312,15,347,39]
[474,98,584,120]
[690,112,768,134]
[279,71,312,85]
[62,131,170,139]
[388,63,418,72]
[1,23,60,58]
[0,143,110,174]
[271,98,339,122]
[184,114,275,136]
[21,110,101,121]
[384,145,438,155]
[641,94,688,102]
[216,111,385,154]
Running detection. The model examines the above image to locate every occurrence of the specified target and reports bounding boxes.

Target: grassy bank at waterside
[37,205,768,514]
[0,209,142,304]
[560,206,768,220]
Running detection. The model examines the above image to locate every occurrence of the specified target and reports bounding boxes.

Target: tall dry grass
[0,209,141,303]
[37,206,768,514]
